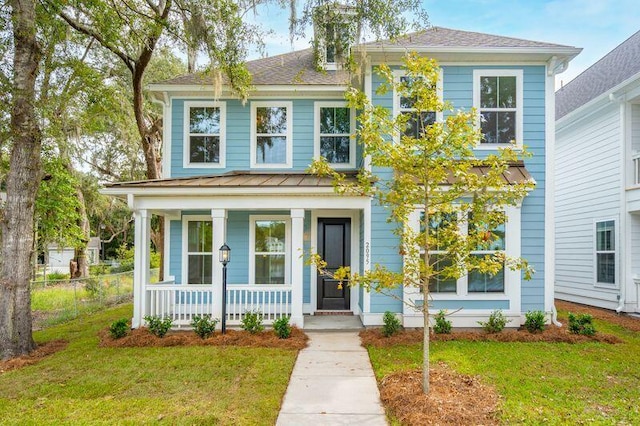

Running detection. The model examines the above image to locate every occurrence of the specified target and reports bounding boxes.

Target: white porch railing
[144,283,292,327]
[633,152,640,186]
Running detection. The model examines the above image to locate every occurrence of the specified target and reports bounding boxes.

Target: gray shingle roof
[361,26,572,49]
[556,30,640,120]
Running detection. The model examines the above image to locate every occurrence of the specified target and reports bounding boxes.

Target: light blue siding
[169,220,182,284]
[432,300,510,310]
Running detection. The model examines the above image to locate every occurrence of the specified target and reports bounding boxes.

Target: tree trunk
[72,186,90,279]
[0,0,41,360]
[422,302,430,393]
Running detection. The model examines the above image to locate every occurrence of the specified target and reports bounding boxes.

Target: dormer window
[312,5,356,70]
[325,23,348,66]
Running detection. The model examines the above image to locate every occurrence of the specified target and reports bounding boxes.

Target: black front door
[317,218,351,310]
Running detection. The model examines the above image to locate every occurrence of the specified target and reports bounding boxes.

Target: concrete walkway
[276,332,388,425]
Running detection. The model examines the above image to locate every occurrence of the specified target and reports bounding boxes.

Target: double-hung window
[250,216,291,285]
[426,212,458,293]
[473,70,523,147]
[315,102,354,168]
[184,101,225,168]
[251,102,293,168]
[468,214,506,293]
[398,76,437,139]
[185,219,213,284]
[595,220,616,285]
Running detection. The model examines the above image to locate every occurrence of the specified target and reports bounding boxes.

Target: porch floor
[303,314,364,331]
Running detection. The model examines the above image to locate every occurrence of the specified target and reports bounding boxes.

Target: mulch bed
[556,300,640,332]
[0,340,68,374]
[380,362,499,426]
[99,327,308,350]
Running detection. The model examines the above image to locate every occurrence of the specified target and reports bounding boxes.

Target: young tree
[310,53,534,393]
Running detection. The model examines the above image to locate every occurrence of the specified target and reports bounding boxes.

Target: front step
[314,310,354,316]
[304,313,363,330]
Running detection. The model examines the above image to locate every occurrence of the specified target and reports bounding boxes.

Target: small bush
[84,278,103,298]
[382,311,402,337]
[241,310,264,334]
[433,310,452,334]
[109,318,129,339]
[191,315,218,339]
[478,310,511,333]
[89,264,112,276]
[568,313,596,336]
[273,316,292,339]
[144,315,173,338]
[524,310,546,333]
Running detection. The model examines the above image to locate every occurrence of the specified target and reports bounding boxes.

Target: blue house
[104,26,580,329]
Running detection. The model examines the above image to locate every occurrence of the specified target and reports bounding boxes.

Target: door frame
[310,210,360,314]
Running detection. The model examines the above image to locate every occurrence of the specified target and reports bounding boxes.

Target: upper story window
[595,219,616,286]
[399,76,437,139]
[473,70,523,148]
[251,102,293,168]
[314,102,355,168]
[184,101,226,168]
[250,216,291,285]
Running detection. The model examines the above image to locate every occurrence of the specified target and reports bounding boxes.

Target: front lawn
[0,304,298,425]
[366,309,640,425]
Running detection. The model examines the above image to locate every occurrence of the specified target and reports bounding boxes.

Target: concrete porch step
[303,314,364,331]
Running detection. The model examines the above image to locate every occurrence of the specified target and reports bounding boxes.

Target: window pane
[190,107,220,134]
[498,76,516,108]
[428,212,457,250]
[255,220,286,252]
[190,136,220,163]
[188,221,212,252]
[468,255,504,292]
[497,111,516,144]
[188,254,212,284]
[255,254,285,284]
[428,254,457,293]
[596,221,615,251]
[256,136,287,163]
[469,216,505,251]
[403,111,436,138]
[480,76,497,108]
[256,107,287,134]
[320,136,350,163]
[480,111,498,144]
[320,107,350,134]
[597,253,615,284]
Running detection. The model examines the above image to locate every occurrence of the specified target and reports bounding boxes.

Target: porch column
[133,209,151,328]
[211,209,227,321]
[290,209,305,327]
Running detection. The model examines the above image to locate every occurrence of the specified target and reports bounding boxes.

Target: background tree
[310,53,534,393]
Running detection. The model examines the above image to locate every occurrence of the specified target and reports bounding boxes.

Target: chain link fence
[31,269,159,330]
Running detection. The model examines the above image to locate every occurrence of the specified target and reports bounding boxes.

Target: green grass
[0,304,298,425]
[367,315,640,425]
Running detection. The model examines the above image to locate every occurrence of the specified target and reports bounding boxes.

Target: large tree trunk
[72,186,90,279]
[0,0,41,360]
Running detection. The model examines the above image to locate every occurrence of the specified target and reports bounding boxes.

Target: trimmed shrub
[273,316,292,339]
[524,310,546,333]
[478,310,511,333]
[241,310,264,334]
[568,313,596,336]
[382,311,402,337]
[144,315,173,338]
[109,318,129,339]
[433,310,452,334]
[191,315,218,339]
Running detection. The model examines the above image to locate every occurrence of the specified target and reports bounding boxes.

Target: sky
[247,0,640,88]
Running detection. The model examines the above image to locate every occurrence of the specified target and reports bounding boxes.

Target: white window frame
[314,101,356,169]
[183,101,226,169]
[473,69,523,150]
[249,215,291,285]
[392,69,444,144]
[181,215,213,285]
[593,218,618,288]
[250,101,293,169]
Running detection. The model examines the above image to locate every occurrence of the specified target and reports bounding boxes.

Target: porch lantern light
[219,243,231,334]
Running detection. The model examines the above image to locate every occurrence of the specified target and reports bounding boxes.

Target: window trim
[473,69,523,150]
[250,101,293,169]
[313,101,356,169]
[593,218,618,288]
[249,215,291,285]
[181,215,213,285]
[183,101,226,169]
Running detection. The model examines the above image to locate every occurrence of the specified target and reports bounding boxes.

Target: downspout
[611,93,628,313]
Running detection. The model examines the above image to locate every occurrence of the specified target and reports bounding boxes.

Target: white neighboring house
[555,30,640,313]
[46,237,101,274]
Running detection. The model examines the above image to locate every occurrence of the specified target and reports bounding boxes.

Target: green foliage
[89,264,111,276]
[524,310,546,333]
[382,311,402,337]
[478,310,511,333]
[112,244,159,273]
[432,310,452,334]
[84,278,103,298]
[109,318,129,339]
[273,316,292,339]
[190,315,218,339]
[46,272,69,281]
[568,313,596,336]
[241,310,264,334]
[144,315,173,338]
